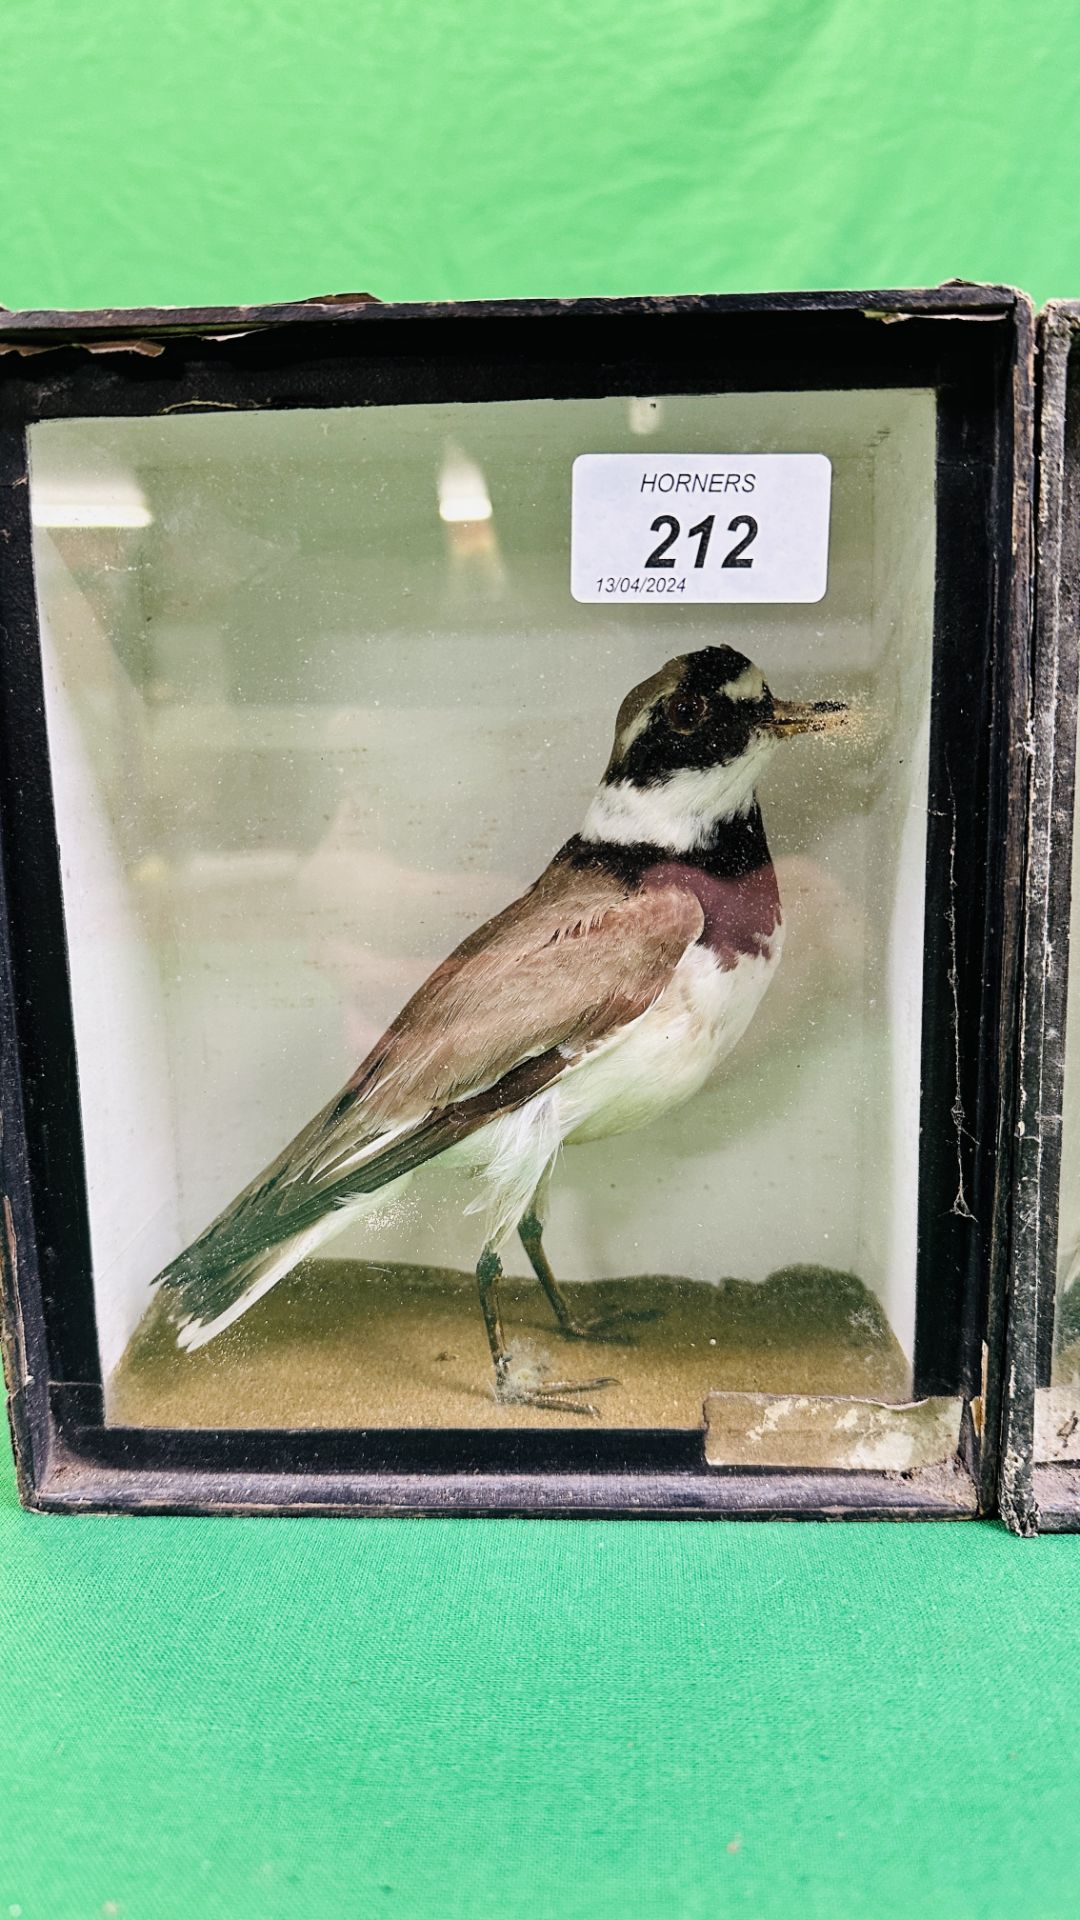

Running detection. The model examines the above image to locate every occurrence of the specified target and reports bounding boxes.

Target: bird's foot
[555,1305,663,1347]
[494,1361,618,1418]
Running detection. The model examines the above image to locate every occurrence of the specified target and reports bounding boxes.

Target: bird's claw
[495,1373,618,1417]
[557,1306,663,1347]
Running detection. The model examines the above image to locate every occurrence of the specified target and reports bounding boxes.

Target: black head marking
[607,646,775,787]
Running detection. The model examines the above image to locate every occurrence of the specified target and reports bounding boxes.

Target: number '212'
[644,513,758,570]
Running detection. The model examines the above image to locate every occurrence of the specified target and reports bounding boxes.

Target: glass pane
[28,388,937,1449]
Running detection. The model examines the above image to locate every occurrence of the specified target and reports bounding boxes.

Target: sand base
[108,1259,912,1431]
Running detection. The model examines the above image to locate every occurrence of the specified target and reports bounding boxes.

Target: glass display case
[0,287,1032,1516]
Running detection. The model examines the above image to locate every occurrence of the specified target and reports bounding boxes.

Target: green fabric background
[3,1,1080,1914]
[2,0,1079,310]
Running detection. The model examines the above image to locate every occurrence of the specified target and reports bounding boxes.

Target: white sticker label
[570,453,831,604]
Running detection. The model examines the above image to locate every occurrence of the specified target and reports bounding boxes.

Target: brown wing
[155,854,702,1316]
[345,856,702,1121]
[256,852,703,1193]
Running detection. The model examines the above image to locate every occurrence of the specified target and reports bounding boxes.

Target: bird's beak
[769,698,848,739]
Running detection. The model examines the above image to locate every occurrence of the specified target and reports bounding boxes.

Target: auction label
[571,453,831,604]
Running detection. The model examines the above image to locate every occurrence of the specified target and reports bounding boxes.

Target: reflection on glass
[29,390,937,1443]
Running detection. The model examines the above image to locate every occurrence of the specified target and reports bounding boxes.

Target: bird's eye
[664,688,710,735]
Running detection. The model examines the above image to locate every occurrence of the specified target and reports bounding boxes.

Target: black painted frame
[0,285,1033,1517]
[1001,301,1080,1534]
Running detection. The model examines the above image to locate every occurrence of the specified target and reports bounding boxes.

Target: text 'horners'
[640,471,757,494]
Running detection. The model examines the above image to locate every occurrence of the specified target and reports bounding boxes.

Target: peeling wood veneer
[704,1392,965,1471]
[0,340,166,358]
[1000,304,1080,1533]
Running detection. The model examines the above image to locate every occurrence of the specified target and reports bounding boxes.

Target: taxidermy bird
[157,646,845,1412]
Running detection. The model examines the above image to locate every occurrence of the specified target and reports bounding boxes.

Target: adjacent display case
[1002,301,1080,1533]
[0,286,1032,1517]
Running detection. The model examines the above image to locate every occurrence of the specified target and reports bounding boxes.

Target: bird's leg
[517,1209,591,1336]
[476,1244,616,1416]
[517,1207,661,1346]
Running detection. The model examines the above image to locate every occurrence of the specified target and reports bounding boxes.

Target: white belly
[558,932,782,1144]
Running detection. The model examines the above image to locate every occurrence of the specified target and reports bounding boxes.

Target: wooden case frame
[1001,300,1080,1533]
[0,285,1033,1518]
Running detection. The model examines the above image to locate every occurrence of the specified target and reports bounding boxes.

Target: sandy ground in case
[108,1260,911,1431]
